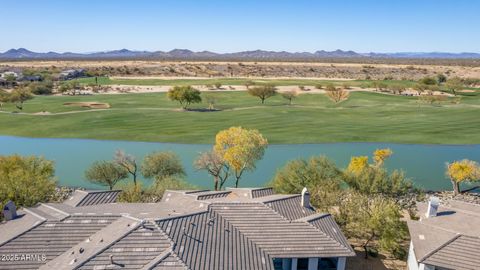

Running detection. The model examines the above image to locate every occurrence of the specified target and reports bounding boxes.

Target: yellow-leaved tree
[373,148,393,167]
[446,159,480,195]
[347,156,369,175]
[214,127,268,188]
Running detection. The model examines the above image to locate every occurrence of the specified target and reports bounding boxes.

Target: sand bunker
[63,102,111,109]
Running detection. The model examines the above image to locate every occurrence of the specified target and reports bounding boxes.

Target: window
[297,258,309,270]
[318,258,337,270]
[273,258,283,270]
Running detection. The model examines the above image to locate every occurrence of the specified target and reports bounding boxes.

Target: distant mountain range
[1,48,479,60]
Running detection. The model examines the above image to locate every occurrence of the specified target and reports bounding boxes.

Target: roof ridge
[82,189,122,194]
[140,248,173,270]
[39,203,70,220]
[154,209,209,222]
[209,202,351,258]
[419,233,462,262]
[260,201,292,222]
[415,218,469,237]
[208,204,273,268]
[0,210,46,247]
[261,194,300,203]
[300,215,354,254]
[22,207,48,221]
[48,217,144,269]
[294,212,331,222]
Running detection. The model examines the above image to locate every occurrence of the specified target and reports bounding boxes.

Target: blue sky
[1,0,478,53]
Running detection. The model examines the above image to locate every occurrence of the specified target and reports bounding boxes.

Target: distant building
[59,69,86,80]
[0,71,20,79]
[0,187,354,270]
[18,75,43,82]
[407,197,480,270]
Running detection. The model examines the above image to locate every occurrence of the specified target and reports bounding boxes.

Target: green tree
[248,84,277,104]
[445,77,464,96]
[419,77,437,85]
[270,156,343,211]
[194,150,230,191]
[4,74,16,88]
[281,90,298,105]
[0,89,9,110]
[0,155,56,209]
[167,85,202,109]
[344,149,414,200]
[58,81,81,95]
[214,82,222,89]
[141,151,186,182]
[85,161,127,190]
[9,87,33,110]
[214,127,268,187]
[338,193,407,259]
[28,81,54,95]
[437,74,447,84]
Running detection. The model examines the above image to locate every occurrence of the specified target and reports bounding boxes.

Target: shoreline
[1,134,480,147]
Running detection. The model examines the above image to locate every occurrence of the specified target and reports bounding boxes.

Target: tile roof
[184,190,232,200]
[226,187,275,199]
[251,188,275,198]
[264,195,316,220]
[150,253,187,270]
[77,222,172,270]
[0,210,45,246]
[0,215,119,269]
[157,208,273,270]
[408,200,480,270]
[0,187,353,270]
[208,203,354,258]
[67,190,121,207]
[77,191,120,207]
[421,235,480,270]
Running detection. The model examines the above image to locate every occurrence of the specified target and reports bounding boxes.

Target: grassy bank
[0,91,479,144]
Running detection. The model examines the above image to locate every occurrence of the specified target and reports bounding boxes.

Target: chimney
[301,187,310,208]
[426,196,439,218]
[2,201,17,221]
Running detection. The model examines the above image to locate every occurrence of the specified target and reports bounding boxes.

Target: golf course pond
[1,135,479,191]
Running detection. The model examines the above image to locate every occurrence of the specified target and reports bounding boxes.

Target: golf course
[1,83,479,144]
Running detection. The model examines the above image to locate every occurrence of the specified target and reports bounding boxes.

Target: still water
[1,136,479,191]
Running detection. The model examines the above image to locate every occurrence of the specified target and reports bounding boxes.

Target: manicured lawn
[1,91,479,144]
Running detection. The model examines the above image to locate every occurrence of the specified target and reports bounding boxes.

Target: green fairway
[1,91,479,144]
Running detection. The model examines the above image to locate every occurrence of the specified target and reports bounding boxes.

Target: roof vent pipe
[426,196,440,218]
[301,187,310,208]
[2,201,17,221]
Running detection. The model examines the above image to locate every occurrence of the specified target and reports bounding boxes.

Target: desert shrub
[419,76,438,85]
[117,182,143,202]
[0,155,56,211]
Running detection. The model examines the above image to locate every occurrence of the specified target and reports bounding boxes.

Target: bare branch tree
[114,150,138,186]
[194,150,230,191]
